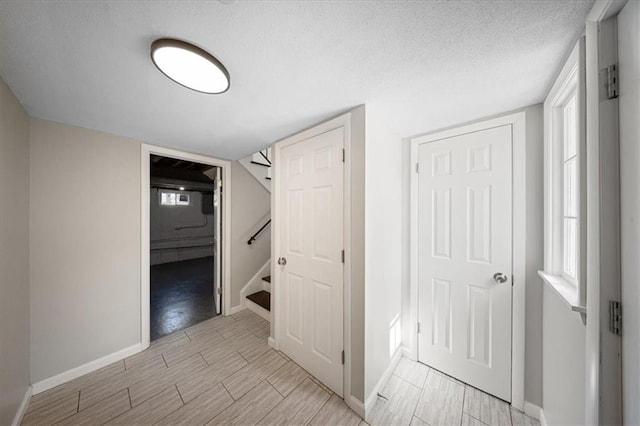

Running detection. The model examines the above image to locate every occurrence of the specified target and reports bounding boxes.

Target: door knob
[277,257,287,266]
[493,272,508,284]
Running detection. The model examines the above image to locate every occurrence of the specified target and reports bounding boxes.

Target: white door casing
[275,126,345,397]
[417,125,513,401]
[140,144,231,349]
[214,167,222,313]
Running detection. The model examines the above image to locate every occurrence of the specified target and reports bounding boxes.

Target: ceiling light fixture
[150,38,230,94]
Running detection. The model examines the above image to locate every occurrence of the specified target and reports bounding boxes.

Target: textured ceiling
[0,1,593,159]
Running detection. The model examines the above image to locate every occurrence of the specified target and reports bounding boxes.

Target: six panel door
[417,125,513,401]
[277,127,345,396]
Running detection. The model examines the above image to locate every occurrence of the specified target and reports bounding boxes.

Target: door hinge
[417,322,421,334]
[512,275,514,286]
[607,64,619,99]
[342,149,345,163]
[415,163,419,174]
[341,250,345,263]
[341,350,345,365]
[609,300,622,336]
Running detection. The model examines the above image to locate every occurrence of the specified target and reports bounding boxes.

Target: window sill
[538,271,586,314]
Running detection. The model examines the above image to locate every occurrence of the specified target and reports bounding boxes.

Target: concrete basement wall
[0,76,31,424]
[150,188,215,265]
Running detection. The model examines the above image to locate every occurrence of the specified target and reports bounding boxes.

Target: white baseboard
[346,395,365,419]
[267,336,277,349]
[31,343,143,395]
[402,346,417,361]
[227,304,245,315]
[11,385,32,426]
[524,401,542,420]
[539,408,548,426]
[363,348,404,420]
[246,298,271,322]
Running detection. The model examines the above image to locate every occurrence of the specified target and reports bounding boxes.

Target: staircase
[245,275,271,321]
[238,148,272,192]
[240,147,273,322]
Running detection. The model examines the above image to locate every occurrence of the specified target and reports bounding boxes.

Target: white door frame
[409,112,527,410]
[271,113,353,404]
[140,144,232,349]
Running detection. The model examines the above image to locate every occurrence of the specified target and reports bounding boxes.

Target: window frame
[159,190,191,206]
[541,37,587,312]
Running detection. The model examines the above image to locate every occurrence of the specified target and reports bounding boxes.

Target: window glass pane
[563,96,577,160]
[563,217,577,280]
[176,193,190,205]
[563,157,577,217]
[160,192,176,206]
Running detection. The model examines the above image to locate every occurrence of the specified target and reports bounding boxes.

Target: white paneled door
[276,127,344,397]
[417,125,513,401]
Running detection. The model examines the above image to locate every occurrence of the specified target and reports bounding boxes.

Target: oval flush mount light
[150,38,230,94]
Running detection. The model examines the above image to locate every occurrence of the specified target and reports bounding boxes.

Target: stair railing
[247,218,271,245]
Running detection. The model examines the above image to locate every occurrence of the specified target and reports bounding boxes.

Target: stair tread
[247,290,271,311]
[262,275,271,283]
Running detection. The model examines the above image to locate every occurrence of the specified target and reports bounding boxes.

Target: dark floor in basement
[150,256,217,341]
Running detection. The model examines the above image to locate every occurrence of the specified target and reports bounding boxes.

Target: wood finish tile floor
[22,310,364,426]
[23,309,539,426]
[369,357,541,426]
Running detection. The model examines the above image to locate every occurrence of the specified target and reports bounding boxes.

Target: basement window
[160,191,190,206]
[539,37,586,315]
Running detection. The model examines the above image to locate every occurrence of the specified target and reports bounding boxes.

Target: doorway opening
[149,154,222,341]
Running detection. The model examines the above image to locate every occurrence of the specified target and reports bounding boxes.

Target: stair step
[246,290,271,312]
[262,275,271,283]
[250,160,271,168]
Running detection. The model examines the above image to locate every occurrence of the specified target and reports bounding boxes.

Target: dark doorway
[150,154,221,341]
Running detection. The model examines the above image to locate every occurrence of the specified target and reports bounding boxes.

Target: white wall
[524,106,544,407]
[28,120,269,384]
[542,286,586,425]
[349,105,366,402]
[29,119,142,383]
[0,76,30,424]
[364,103,403,400]
[229,161,270,309]
[618,1,640,424]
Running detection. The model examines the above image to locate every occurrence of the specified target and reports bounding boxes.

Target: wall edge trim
[31,343,143,395]
[11,385,32,426]
[524,401,543,420]
[363,347,404,420]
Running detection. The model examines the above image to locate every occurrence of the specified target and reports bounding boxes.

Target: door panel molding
[409,111,527,410]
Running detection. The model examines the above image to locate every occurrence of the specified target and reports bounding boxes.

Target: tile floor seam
[306,390,332,425]
[252,380,287,425]
[459,380,466,426]
[161,353,169,368]
[236,349,252,364]
[127,387,132,409]
[220,380,236,402]
[175,384,186,405]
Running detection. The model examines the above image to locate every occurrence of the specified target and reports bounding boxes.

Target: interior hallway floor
[22,309,540,426]
[151,256,217,341]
